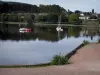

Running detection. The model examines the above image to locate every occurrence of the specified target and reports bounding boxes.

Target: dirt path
[0,43,100,75]
[0,64,100,75]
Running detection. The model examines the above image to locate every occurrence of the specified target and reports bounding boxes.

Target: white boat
[56,15,63,31]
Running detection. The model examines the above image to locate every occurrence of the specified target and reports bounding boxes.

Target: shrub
[83,40,89,45]
[51,55,68,65]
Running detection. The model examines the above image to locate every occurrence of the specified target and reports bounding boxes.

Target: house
[79,13,89,20]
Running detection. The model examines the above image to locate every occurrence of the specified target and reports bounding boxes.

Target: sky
[1,0,100,13]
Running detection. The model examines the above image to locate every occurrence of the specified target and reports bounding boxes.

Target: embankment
[68,43,100,63]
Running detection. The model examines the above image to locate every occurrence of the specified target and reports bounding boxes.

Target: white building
[79,13,89,20]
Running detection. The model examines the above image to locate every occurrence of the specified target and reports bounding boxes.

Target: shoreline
[65,43,85,59]
[0,63,51,68]
[0,22,86,26]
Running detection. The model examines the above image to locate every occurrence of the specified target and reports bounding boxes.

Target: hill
[0,1,66,13]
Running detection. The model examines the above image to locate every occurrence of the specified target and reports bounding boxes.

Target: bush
[51,55,68,65]
[83,40,89,45]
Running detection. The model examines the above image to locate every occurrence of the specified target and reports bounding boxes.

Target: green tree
[3,14,8,21]
[24,13,33,28]
[68,14,82,24]
[35,15,47,22]
[47,13,58,23]
[8,13,19,22]
[74,10,81,14]
[61,14,68,23]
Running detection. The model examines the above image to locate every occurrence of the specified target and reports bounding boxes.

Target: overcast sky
[2,0,100,13]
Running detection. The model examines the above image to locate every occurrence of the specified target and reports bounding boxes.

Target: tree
[24,13,33,27]
[0,2,66,13]
[3,14,8,21]
[47,13,58,23]
[35,15,47,22]
[61,14,68,23]
[75,10,81,14]
[68,14,82,24]
[0,1,3,13]
[8,13,19,22]
[67,9,73,15]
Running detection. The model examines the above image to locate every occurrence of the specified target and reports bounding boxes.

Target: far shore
[0,22,86,26]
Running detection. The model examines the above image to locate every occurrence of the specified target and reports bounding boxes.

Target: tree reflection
[67,26,82,38]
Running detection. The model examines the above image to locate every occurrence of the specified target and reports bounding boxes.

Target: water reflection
[0,24,100,41]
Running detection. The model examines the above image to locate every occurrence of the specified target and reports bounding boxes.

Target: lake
[0,24,100,65]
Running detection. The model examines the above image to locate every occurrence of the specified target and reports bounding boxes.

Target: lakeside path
[0,43,100,75]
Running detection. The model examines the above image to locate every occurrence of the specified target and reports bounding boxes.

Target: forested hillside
[0,1,66,13]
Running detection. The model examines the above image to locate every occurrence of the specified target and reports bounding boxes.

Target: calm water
[0,24,100,65]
